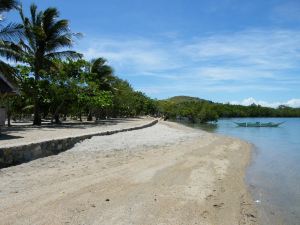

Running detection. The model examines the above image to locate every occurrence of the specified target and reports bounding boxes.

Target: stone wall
[0,120,158,169]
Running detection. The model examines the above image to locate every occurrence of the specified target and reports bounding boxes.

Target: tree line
[0,0,157,125]
[157,96,300,123]
[1,1,299,126]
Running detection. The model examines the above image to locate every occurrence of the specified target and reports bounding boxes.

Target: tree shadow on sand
[0,133,24,141]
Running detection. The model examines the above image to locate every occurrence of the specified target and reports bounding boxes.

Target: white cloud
[79,29,300,79]
[77,29,300,99]
[285,99,300,108]
[190,67,274,81]
[181,29,300,70]
[230,97,300,108]
[81,38,181,74]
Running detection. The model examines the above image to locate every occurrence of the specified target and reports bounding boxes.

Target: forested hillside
[158,96,300,123]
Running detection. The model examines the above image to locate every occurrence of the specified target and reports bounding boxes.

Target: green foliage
[158,96,300,123]
[197,104,218,123]
[2,2,299,127]
[16,3,82,125]
[108,78,157,118]
[8,58,157,123]
[0,0,22,78]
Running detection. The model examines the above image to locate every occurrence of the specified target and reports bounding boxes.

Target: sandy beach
[1,118,154,148]
[0,120,257,225]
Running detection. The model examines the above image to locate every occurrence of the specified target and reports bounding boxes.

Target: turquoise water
[186,118,300,225]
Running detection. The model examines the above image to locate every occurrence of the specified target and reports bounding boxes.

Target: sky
[6,0,300,107]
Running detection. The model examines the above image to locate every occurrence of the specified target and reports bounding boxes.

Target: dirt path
[0,121,257,225]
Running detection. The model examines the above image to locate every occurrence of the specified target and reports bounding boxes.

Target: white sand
[0,121,257,225]
[71,122,202,152]
[1,118,153,148]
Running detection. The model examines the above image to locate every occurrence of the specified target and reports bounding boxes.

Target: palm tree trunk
[7,111,11,127]
[33,99,41,125]
[54,114,60,124]
[87,111,93,121]
[79,111,82,122]
[33,67,41,126]
[6,99,11,127]
[52,101,64,124]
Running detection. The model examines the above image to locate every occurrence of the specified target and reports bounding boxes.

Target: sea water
[186,118,300,225]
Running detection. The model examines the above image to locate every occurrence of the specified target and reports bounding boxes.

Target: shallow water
[183,118,300,225]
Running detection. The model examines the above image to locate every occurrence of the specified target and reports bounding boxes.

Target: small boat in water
[234,122,284,127]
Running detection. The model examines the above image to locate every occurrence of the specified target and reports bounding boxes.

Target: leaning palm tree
[18,4,82,125]
[0,0,22,77]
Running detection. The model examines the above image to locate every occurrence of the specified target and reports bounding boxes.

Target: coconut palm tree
[0,0,22,77]
[90,57,114,91]
[18,4,82,125]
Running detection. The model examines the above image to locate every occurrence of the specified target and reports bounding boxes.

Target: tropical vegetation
[0,1,157,125]
[0,0,299,126]
[0,0,22,77]
[158,96,300,123]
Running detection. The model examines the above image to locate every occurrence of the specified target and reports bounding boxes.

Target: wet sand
[0,121,257,225]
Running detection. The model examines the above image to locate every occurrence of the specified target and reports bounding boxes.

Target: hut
[0,74,18,127]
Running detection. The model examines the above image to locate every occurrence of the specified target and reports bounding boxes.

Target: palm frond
[46,50,82,60]
[0,40,22,61]
[18,39,33,55]
[29,3,37,25]
[46,33,74,51]
[0,0,19,13]
[17,4,81,72]
[0,60,16,77]
[46,19,69,38]
[0,22,23,41]
[42,7,59,33]
[19,6,36,51]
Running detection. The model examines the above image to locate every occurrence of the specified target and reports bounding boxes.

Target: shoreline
[0,119,158,168]
[200,130,258,225]
[0,120,258,224]
[175,119,260,223]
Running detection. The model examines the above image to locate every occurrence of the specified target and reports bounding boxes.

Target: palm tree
[0,0,22,77]
[18,4,82,125]
[83,58,114,121]
[90,57,114,91]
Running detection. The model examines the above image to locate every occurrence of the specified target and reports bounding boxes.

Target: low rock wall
[0,120,158,168]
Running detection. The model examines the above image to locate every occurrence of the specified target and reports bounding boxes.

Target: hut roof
[0,74,18,95]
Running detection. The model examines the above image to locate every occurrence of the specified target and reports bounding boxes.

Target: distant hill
[166,96,213,104]
[158,95,300,120]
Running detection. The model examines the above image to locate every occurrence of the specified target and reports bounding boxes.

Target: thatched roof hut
[0,74,18,96]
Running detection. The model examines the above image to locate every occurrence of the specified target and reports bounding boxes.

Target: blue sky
[7,0,300,107]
